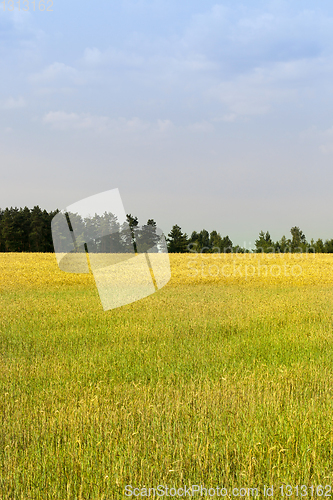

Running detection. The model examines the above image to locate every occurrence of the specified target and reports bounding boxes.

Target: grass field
[1,253,333,498]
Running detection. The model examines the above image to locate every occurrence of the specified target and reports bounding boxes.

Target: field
[1,252,333,499]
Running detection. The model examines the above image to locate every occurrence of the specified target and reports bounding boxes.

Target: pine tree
[290,226,306,252]
[135,219,159,253]
[2,208,21,251]
[30,206,47,252]
[255,230,275,253]
[167,225,188,253]
[0,209,4,252]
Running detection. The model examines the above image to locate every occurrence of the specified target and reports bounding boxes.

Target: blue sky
[2,0,333,245]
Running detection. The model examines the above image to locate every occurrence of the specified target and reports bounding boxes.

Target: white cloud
[23,3,333,123]
[207,55,333,119]
[124,116,149,131]
[220,113,237,123]
[299,125,333,155]
[209,72,279,118]
[157,119,173,132]
[30,62,79,85]
[43,111,110,132]
[187,120,214,132]
[43,111,151,133]
[82,46,144,68]
[181,4,332,72]
[0,8,45,67]
[43,111,175,135]
[83,47,103,65]
[2,96,26,109]
[319,127,333,154]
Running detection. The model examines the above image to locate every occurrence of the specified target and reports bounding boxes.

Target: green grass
[1,279,333,498]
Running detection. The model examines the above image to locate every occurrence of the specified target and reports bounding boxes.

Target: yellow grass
[1,252,333,290]
[1,253,333,498]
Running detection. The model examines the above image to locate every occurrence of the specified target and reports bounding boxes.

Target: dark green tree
[21,207,32,251]
[209,231,233,253]
[125,214,139,252]
[275,235,291,253]
[135,219,160,253]
[45,209,59,252]
[255,231,275,253]
[188,229,212,252]
[187,231,199,252]
[0,209,4,252]
[290,226,306,252]
[314,238,325,253]
[1,208,22,252]
[167,225,188,253]
[220,235,233,253]
[324,239,333,253]
[192,229,210,252]
[29,206,48,252]
[98,212,122,253]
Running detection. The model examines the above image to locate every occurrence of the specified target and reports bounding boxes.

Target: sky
[1,0,333,246]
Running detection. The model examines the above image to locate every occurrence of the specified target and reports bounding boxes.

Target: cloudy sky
[1,0,333,245]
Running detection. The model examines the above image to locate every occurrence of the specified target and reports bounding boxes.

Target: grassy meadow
[1,252,333,498]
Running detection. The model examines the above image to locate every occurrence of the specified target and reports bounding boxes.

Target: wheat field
[1,253,333,498]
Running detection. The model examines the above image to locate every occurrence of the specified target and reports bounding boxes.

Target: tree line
[0,207,57,252]
[168,225,333,253]
[0,207,158,254]
[0,206,333,254]
[53,211,159,254]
